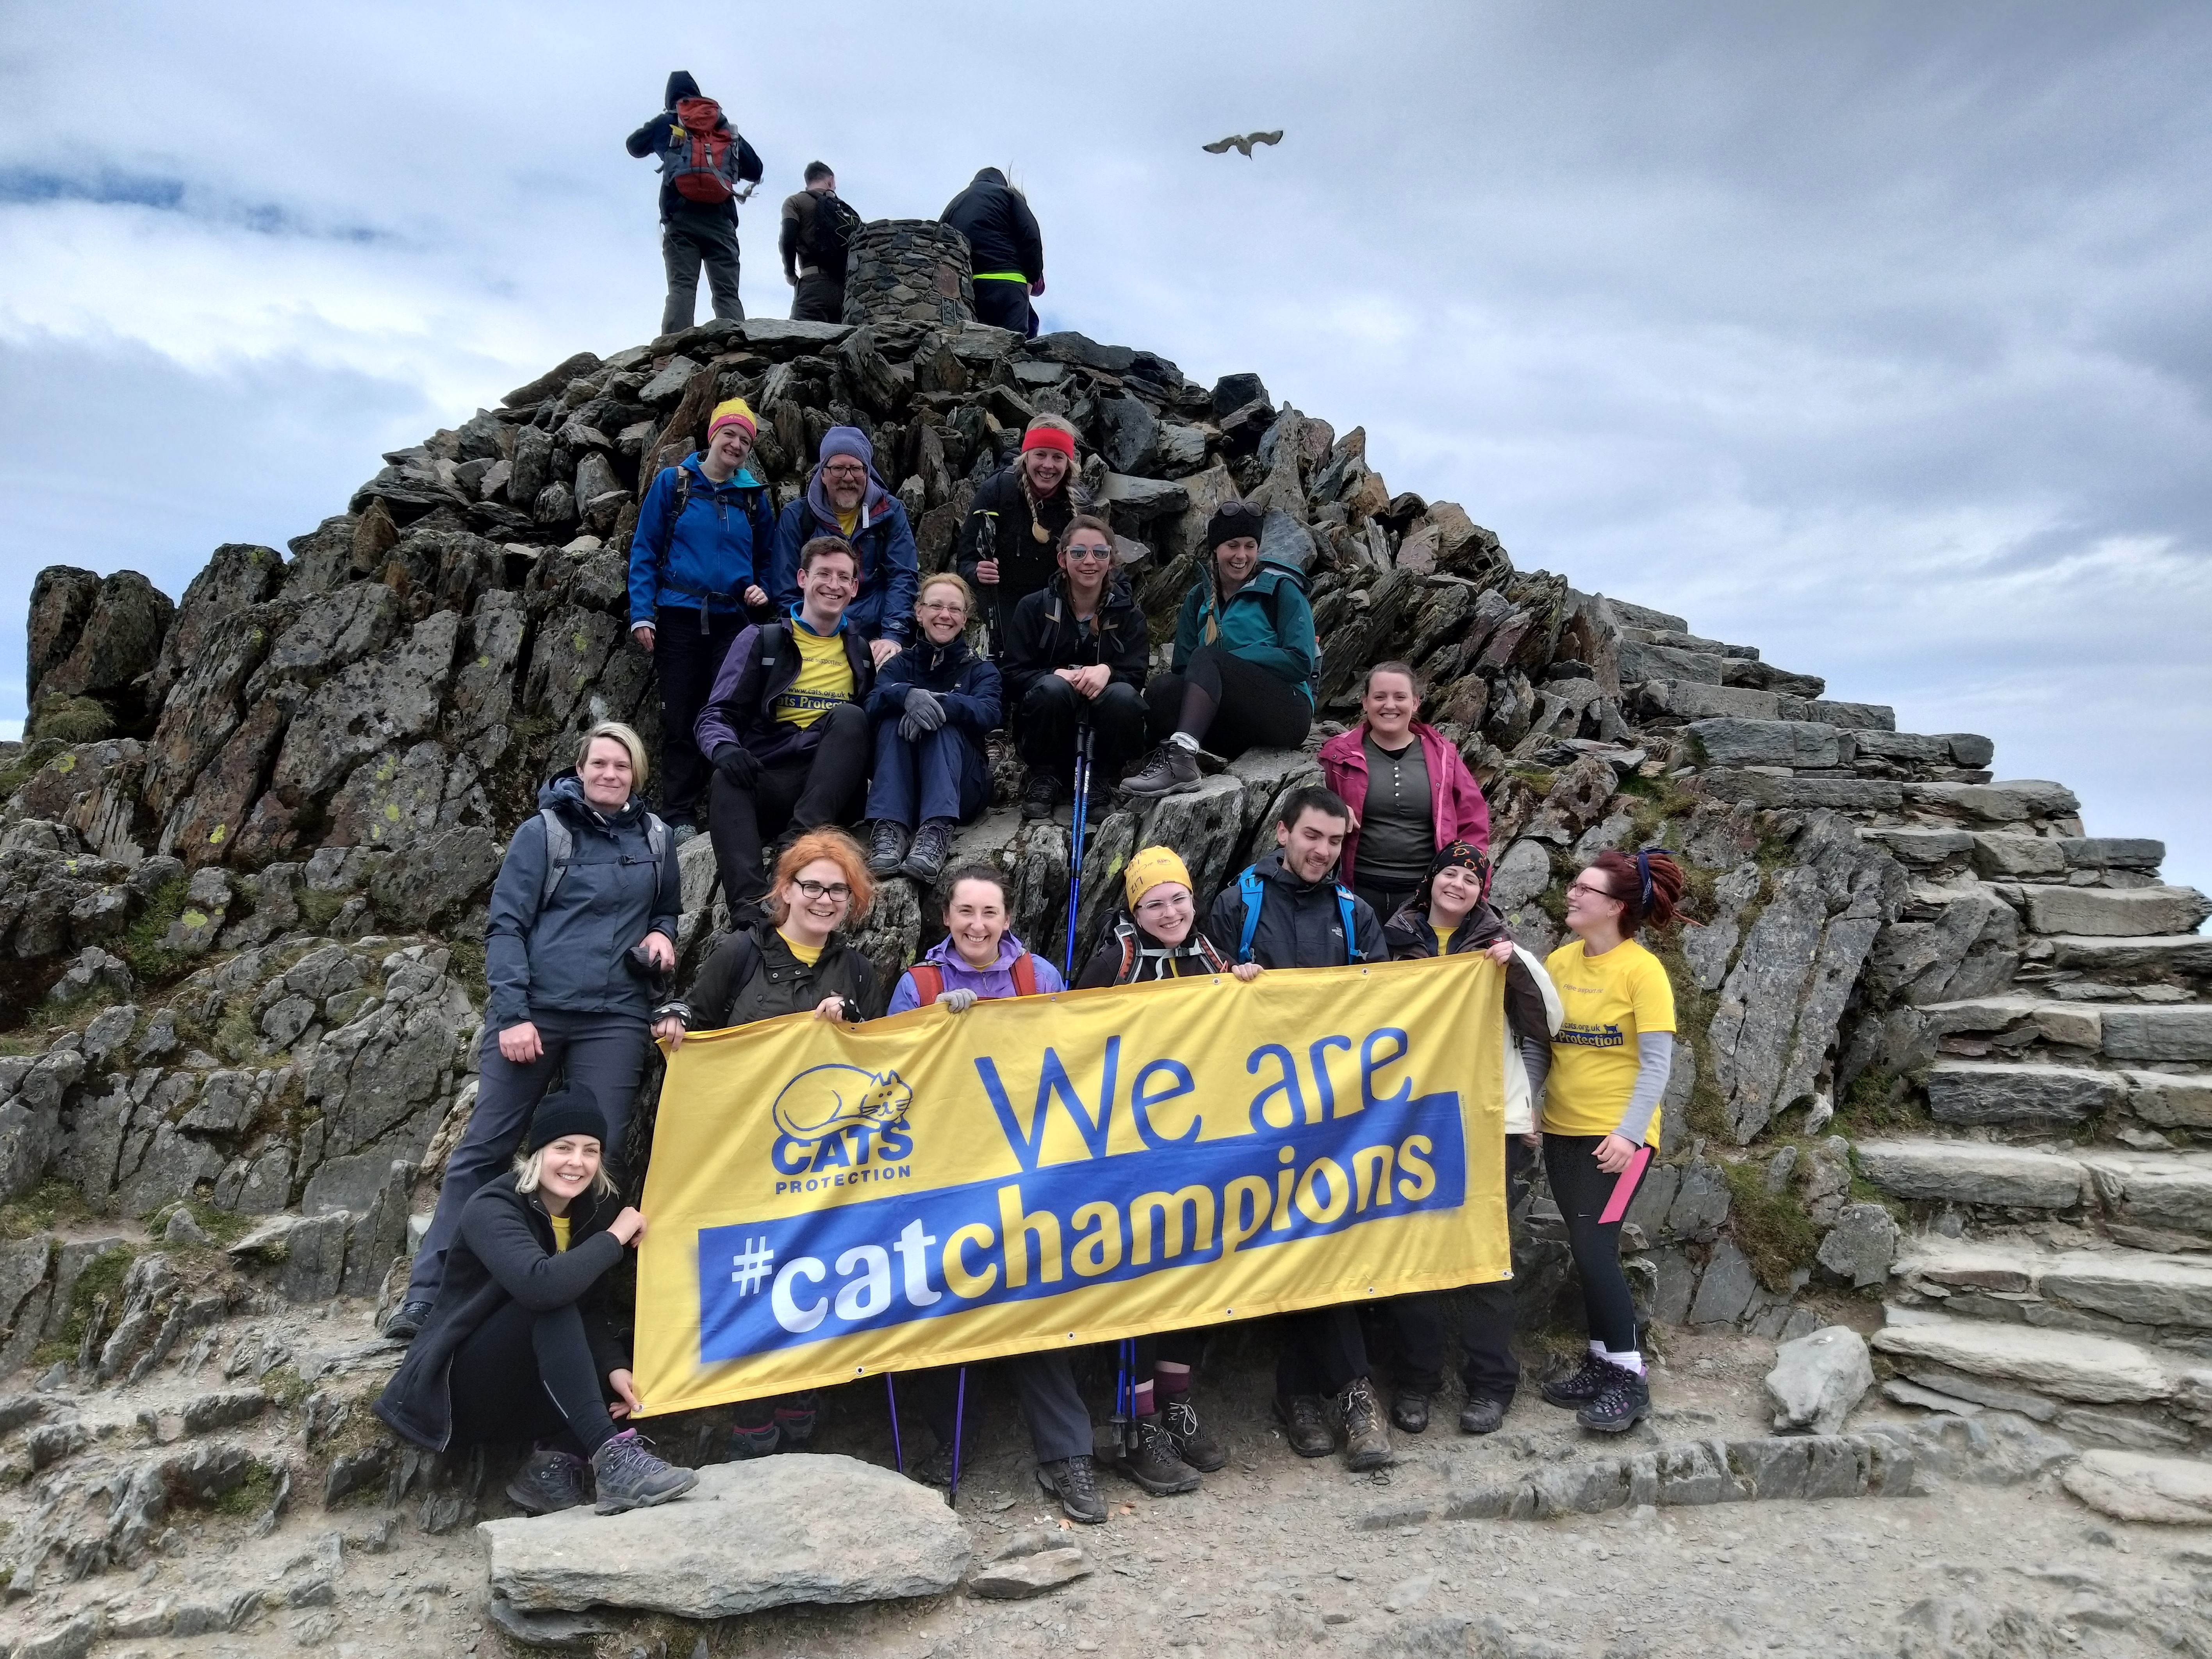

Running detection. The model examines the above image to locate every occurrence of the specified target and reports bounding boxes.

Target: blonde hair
[512,1143,617,1198]
[576,721,649,790]
[772,828,875,926]
[917,571,975,615]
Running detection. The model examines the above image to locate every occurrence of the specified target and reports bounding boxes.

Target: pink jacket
[1318,721,1492,888]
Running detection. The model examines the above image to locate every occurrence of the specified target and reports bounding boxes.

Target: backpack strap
[1236,867,1265,963]
[1195,933,1231,974]
[537,808,574,912]
[1011,953,1038,996]
[1116,929,1137,984]
[646,813,669,865]
[1335,883,1366,963]
[906,962,943,1006]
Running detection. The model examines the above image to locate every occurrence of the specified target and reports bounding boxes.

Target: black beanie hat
[526,1083,608,1154]
[1205,500,1265,552]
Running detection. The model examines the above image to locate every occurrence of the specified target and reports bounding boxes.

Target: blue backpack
[1235,866,1365,965]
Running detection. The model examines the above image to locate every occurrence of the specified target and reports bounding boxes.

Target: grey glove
[903,687,947,733]
[935,986,978,1014]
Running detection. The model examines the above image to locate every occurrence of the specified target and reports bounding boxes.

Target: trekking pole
[1061,721,1094,979]
[947,1366,968,1510]
[1110,1336,1136,1463]
[885,1374,904,1475]
[977,510,1003,654]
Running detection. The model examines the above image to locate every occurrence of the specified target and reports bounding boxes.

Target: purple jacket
[887,933,1066,1014]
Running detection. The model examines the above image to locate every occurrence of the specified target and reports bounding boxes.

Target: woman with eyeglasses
[655,827,885,1458]
[958,414,1096,636]
[1532,848,1685,1435]
[860,573,1003,887]
[1071,846,1232,1497]
[999,515,1151,822]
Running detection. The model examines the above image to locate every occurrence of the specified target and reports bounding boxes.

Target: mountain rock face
[3,308,2207,1469]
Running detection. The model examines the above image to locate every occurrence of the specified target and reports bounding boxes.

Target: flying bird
[1202,130,1284,158]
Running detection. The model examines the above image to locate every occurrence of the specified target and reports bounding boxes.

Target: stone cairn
[5,307,2212,1594]
[841,219,975,330]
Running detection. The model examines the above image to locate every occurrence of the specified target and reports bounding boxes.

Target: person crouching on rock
[654,827,884,1458]
[1379,841,1559,1437]
[1534,849,1685,1434]
[385,722,677,1342]
[1072,845,1234,1497]
[860,573,1002,887]
[886,866,1106,1522]
[957,414,1095,636]
[374,1086,698,1515]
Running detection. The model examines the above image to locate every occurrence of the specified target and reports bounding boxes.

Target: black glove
[713,745,760,790]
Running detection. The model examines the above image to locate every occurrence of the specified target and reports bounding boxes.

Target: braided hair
[1587,849,1686,933]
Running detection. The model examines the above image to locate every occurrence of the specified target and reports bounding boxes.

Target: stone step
[2044,933,2212,988]
[1969,833,2164,882]
[2000,883,2211,939]
[1921,1058,2212,1140]
[1854,1138,2212,1245]
[1918,997,2212,1067]
[1891,1234,2212,1335]
[1899,779,2080,826]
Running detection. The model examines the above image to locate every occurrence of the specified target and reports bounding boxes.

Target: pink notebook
[1598,1146,1652,1225]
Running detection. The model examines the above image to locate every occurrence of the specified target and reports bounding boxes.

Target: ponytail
[1589,849,1685,932]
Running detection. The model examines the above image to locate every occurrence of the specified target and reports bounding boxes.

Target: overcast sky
[4,2,2207,895]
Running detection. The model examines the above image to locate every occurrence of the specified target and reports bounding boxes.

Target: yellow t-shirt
[835,505,861,537]
[773,623,854,728]
[1542,937,1675,1145]
[1432,924,1455,955]
[779,929,824,967]
[548,1213,571,1252]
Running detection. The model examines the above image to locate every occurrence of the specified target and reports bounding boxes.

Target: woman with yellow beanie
[1071,846,1233,1495]
[626,396,775,835]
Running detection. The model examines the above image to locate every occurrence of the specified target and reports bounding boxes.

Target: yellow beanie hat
[1124,845,1193,911]
[708,396,758,440]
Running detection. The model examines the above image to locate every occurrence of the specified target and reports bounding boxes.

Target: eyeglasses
[1566,879,1619,901]
[1134,893,1190,916]
[793,880,852,902]
[1064,544,1114,564]
[821,461,867,477]
[918,599,968,614]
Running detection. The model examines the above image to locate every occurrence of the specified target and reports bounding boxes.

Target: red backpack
[906,954,1040,1004]
[669,96,741,204]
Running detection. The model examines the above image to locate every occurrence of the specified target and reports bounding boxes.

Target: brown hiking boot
[1338,1377,1392,1472]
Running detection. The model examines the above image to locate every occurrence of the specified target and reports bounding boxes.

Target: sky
[3,2,2207,895]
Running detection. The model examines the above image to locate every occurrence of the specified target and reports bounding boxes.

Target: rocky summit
[3,307,2210,1658]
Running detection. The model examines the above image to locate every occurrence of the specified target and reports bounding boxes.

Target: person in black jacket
[860,574,1003,884]
[780,162,855,324]
[1000,516,1150,822]
[939,166,1044,335]
[1201,785,1393,1473]
[955,415,1094,636]
[625,71,765,336]
[374,1086,697,1516]
[1379,841,1560,1436]
[696,537,876,922]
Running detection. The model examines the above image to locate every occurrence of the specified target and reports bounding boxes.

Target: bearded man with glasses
[769,425,919,673]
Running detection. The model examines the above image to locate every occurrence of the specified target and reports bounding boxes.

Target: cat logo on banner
[633,953,1510,1415]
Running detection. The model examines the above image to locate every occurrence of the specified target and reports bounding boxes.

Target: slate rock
[969,1544,1093,1598]
[2061,1449,2212,1524]
[1766,1325,1874,1434]
[1814,1201,1899,1288]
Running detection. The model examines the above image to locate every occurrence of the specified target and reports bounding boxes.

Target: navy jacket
[627,456,776,625]
[624,71,763,227]
[865,635,1003,733]
[484,775,681,1031]
[999,575,1150,714]
[694,612,876,768]
[770,476,920,647]
[940,167,1044,282]
[1202,849,1386,971]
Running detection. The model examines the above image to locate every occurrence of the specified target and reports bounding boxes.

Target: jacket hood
[805,466,892,531]
[972,167,1008,186]
[922,931,1031,974]
[904,634,975,674]
[681,453,763,491]
[538,770,646,828]
[665,70,701,106]
[1385,896,1509,951]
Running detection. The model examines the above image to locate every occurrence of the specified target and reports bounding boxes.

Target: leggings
[1543,1133,1648,1354]
[447,1298,619,1457]
[1143,644,1313,760]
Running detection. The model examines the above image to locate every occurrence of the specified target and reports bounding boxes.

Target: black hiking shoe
[1036,1454,1108,1523]
[382,1300,433,1342]
[901,818,957,887]
[1459,1397,1509,1436]
[1119,743,1201,798]
[1540,1353,1613,1409]
[1020,767,1060,820]
[505,1448,588,1514]
[773,1392,817,1448]
[589,1430,698,1513]
[1338,1377,1392,1472]
[865,819,911,877]
[1121,1417,1201,1495]
[1576,1361,1651,1434]
[1392,1390,1431,1434]
[728,1418,780,1460]
[1274,1394,1334,1459]
[1163,1397,1226,1473]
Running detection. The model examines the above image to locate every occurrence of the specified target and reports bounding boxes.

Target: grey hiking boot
[1576,1361,1651,1434]
[382,1300,432,1342]
[1036,1454,1108,1524]
[728,1417,780,1459]
[901,818,957,886]
[1274,1393,1333,1459]
[590,1430,697,1514]
[505,1448,588,1514]
[1163,1396,1226,1473]
[865,819,911,877]
[1338,1377,1392,1472]
[1459,1396,1508,1435]
[1121,1416,1201,1495]
[1119,743,1201,798]
[1020,766,1060,821]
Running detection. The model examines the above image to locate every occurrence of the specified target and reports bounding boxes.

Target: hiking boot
[728,1417,780,1460]
[773,1392,817,1448]
[1274,1394,1334,1459]
[382,1300,433,1342]
[1121,1417,1201,1495]
[1020,767,1060,821]
[1163,1397,1226,1473]
[1036,1454,1108,1524]
[1338,1377,1392,1472]
[1119,743,1201,798]
[1576,1361,1651,1434]
[1391,1390,1431,1435]
[865,819,911,877]
[1540,1353,1613,1409]
[901,818,957,887]
[590,1430,698,1513]
[670,822,699,847]
[505,1448,588,1515]
[1459,1397,1509,1436]
[912,1441,958,1489]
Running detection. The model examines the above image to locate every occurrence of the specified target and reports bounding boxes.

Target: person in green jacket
[1123,501,1317,797]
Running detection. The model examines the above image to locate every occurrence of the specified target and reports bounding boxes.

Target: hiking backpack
[1234,866,1364,965]
[1112,922,1230,983]
[536,807,669,912]
[905,954,1040,1004]
[666,97,743,204]
[803,190,865,273]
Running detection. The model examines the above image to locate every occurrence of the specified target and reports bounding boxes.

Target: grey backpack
[536,807,669,912]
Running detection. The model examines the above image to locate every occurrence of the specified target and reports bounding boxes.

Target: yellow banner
[635,953,1509,1415]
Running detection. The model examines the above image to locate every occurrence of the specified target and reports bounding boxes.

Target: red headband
[1022,426,1076,458]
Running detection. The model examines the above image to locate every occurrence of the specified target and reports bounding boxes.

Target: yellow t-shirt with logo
[1542,937,1675,1145]
[773,623,853,728]
[548,1213,571,1252]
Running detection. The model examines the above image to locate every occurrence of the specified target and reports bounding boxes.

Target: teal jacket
[1170,562,1318,706]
